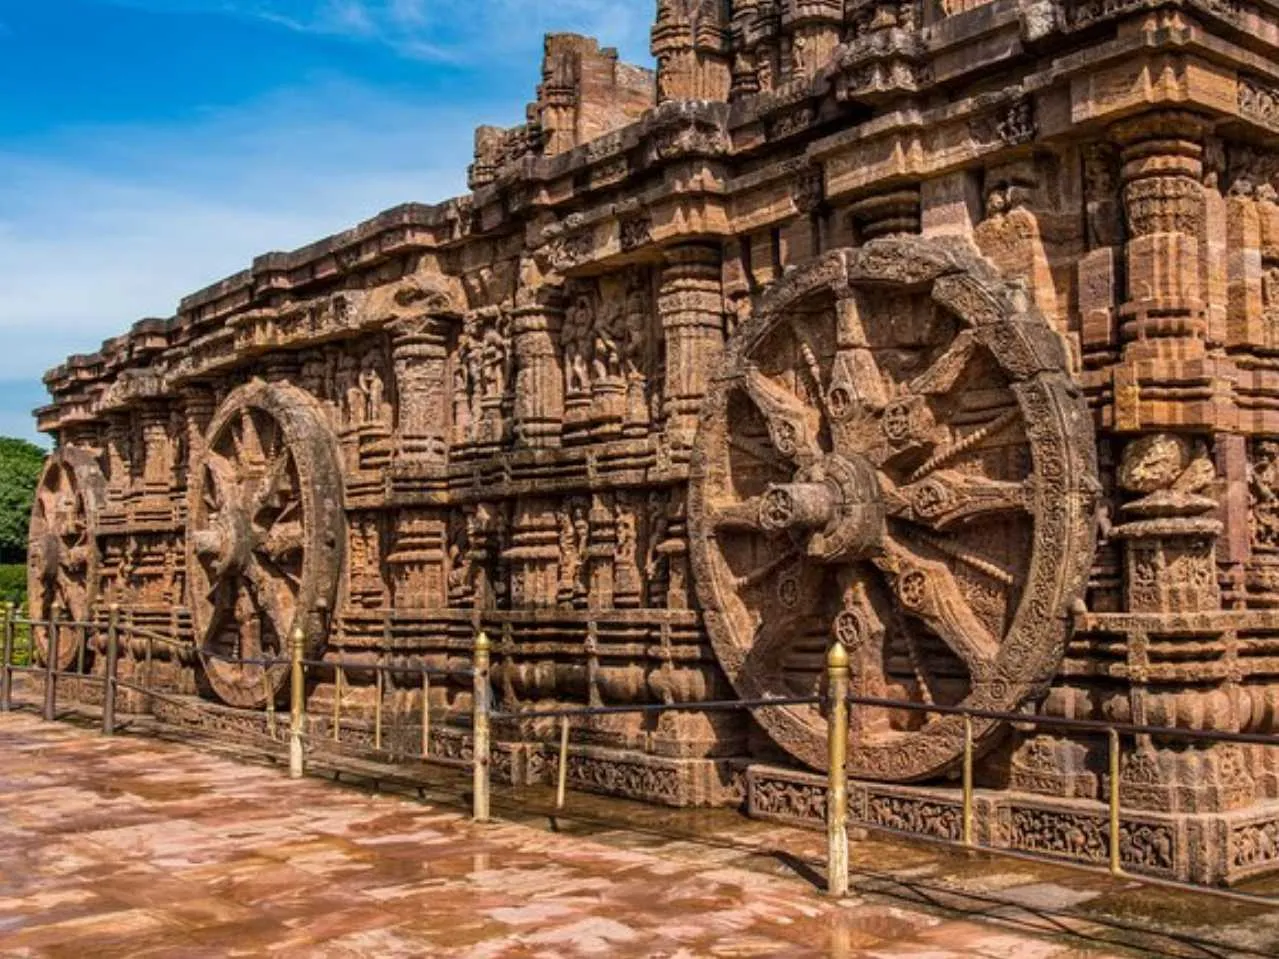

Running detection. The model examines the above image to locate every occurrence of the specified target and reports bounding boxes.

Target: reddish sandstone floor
[0,712,1253,957]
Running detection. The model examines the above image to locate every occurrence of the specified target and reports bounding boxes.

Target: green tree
[0,437,46,565]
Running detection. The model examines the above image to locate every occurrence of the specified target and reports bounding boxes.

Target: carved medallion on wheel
[688,238,1099,782]
[187,380,344,708]
[27,447,104,669]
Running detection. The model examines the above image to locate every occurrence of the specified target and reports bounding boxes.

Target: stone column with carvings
[781,0,842,83]
[652,0,732,104]
[390,314,452,465]
[511,292,565,449]
[1113,111,1209,374]
[658,243,726,451]
[136,402,174,524]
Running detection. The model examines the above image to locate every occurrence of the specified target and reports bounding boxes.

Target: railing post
[0,602,13,712]
[43,606,60,721]
[374,665,384,753]
[962,713,975,847]
[473,630,491,822]
[556,715,570,809]
[826,640,850,897]
[1108,727,1123,877]
[420,666,431,759]
[289,626,306,779]
[102,605,120,735]
[332,665,343,743]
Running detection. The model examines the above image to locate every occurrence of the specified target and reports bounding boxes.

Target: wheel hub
[761,454,885,563]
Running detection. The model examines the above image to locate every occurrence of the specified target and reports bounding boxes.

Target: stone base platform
[746,763,1279,887]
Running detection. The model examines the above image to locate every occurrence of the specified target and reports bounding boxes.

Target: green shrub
[0,563,26,608]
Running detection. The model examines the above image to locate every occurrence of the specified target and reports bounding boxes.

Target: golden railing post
[826,640,850,897]
[420,667,431,760]
[473,630,491,822]
[0,602,14,713]
[962,713,975,847]
[374,665,384,752]
[1108,727,1123,877]
[556,715,570,810]
[332,666,343,743]
[102,605,120,736]
[43,605,60,721]
[289,626,306,779]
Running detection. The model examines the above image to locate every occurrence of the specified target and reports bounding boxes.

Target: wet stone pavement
[0,712,1273,958]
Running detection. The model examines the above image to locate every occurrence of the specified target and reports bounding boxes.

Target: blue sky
[0,1,652,446]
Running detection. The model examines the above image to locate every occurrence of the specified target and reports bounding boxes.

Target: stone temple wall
[27,0,1279,883]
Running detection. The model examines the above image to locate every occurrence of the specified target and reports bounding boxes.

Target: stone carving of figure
[623,285,648,379]
[593,303,624,383]
[480,316,508,399]
[359,348,386,425]
[557,498,591,606]
[453,326,478,437]
[336,353,361,426]
[1251,440,1279,549]
[644,491,671,606]
[564,295,593,394]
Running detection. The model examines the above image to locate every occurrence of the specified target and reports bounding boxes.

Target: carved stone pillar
[1113,110,1209,366]
[658,244,725,450]
[652,0,732,104]
[587,493,617,611]
[511,294,565,449]
[506,498,560,609]
[104,413,132,510]
[781,0,842,82]
[136,402,173,523]
[387,510,447,610]
[848,187,921,241]
[731,0,781,97]
[391,314,452,464]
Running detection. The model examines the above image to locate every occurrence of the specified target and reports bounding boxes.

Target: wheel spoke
[907,330,977,397]
[884,470,1030,531]
[259,519,304,562]
[741,365,822,464]
[709,497,771,534]
[907,408,1018,483]
[873,537,1000,676]
[242,557,289,650]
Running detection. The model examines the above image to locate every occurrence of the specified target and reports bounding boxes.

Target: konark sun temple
[27,0,1279,886]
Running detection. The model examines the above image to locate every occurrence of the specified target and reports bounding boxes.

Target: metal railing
[3,609,1279,908]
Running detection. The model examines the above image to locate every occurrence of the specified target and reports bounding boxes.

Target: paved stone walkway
[0,711,1264,958]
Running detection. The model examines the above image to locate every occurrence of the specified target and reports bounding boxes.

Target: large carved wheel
[689,239,1098,782]
[188,380,344,709]
[27,447,104,669]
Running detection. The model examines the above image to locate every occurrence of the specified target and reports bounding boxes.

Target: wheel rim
[188,380,344,708]
[27,447,104,670]
[688,239,1098,781]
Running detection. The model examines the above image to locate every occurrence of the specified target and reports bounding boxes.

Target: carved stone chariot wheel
[689,238,1098,782]
[27,447,104,669]
[188,380,344,709]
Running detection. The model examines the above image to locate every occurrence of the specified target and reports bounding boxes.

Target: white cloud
[0,79,481,405]
[100,1,654,63]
